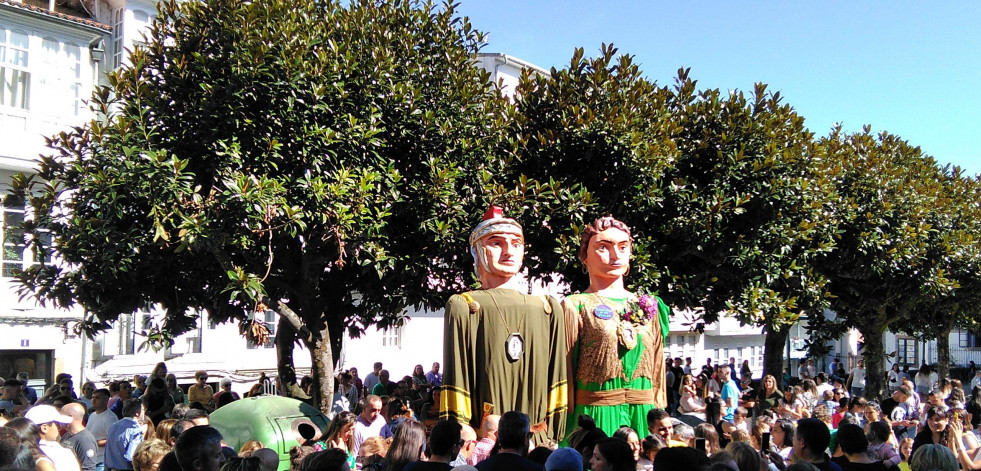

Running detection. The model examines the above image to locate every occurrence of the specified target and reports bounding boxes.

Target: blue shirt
[721,379,740,422]
[103,417,144,471]
[426,371,442,387]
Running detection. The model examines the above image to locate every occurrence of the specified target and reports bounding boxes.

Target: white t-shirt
[850,368,866,388]
[85,409,119,462]
[39,440,81,471]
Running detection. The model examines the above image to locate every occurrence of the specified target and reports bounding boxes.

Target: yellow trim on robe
[547,381,568,416]
[440,385,473,423]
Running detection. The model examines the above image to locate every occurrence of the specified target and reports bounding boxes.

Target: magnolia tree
[14,0,585,409]
[510,49,837,378]
[810,128,949,400]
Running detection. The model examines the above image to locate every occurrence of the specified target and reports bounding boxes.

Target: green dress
[564,292,669,438]
[441,288,568,443]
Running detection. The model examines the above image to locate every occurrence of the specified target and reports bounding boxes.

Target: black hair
[867,421,891,444]
[774,420,795,448]
[300,449,349,471]
[175,426,224,471]
[836,424,869,455]
[184,408,210,421]
[527,447,553,467]
[568,414,607,460]
[795,418,831,458]
[219,457,263,471]
[594,437,636,471]
[612,426,638,442]
[428,420,462,457]
[498,411,531,452]
[653,446,709,471]
[123,398,144,417]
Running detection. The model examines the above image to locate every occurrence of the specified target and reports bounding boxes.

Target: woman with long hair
[915,365,935,399]
[778,386,809,420]
[756,375,783,416]
[912,406,953,457]
[770,419,795,465]
[706,397,734,450]
[590,437,636,471]
[800,379,819,409]
[384,420,426,471]
[694,423,721,455]
[165,374,185,405]
[314,411,357,470]
[612,426,641,462]
[382,397,414,437]
[4,417,56,471]
[410,366,428,388]
[967,387,981,431]
[568,414,608,466]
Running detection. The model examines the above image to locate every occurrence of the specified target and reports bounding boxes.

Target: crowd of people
[299,357,981,471]
[1,354,980,471]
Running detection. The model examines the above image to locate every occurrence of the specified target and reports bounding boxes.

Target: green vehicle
[210,396,329,471]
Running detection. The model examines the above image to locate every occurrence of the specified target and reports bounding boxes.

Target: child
[867,420,901,467]
[897,437,914,471]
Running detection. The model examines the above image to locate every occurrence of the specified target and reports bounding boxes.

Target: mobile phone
[762,432,771,451]
[695,438,706,452]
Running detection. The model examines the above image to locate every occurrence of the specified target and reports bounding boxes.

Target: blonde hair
[729,429,750,443]
[133,439,170,471]
[155,419,178,444]
[359,435,391,457]
[239,440,265,456]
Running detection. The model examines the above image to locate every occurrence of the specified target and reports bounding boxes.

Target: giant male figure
[441,206,567,443]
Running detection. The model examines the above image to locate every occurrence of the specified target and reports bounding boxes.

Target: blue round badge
[594,305,614,320]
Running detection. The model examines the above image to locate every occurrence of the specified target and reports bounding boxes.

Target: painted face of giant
[583,227,631,280]
[476,232,524,279]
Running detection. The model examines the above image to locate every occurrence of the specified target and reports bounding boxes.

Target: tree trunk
[306,320,335,413]
[764,323,789,380]
[936,326,952,381]
[858,310,887,400]
[276,317,299,397]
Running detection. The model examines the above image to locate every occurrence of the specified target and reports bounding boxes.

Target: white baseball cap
[25,405,72,425]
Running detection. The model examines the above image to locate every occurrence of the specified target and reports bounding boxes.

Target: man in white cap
[441,206,567,443]
[25,404,82,471]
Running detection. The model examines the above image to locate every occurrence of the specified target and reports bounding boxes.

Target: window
[247,310,277,349]
[187,316,203,353]
[1,196,25,277]
[111,8,124,69]
[897,337,918,365]
[118,313,135,355]
[382,325,401,348]
[1,194,51,277]
[0,28,30,110]
[959,330,981,349]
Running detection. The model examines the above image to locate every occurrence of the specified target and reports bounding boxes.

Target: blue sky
[457,1,981,176]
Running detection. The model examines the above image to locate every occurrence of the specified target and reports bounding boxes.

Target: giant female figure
[565,216,670,437]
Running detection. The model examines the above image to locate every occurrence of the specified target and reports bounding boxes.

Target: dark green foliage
[510,48,837,379]
[809,127,952,399]
[14,0,540,409]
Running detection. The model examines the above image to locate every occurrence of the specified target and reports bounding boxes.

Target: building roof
[0,0,112,32]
